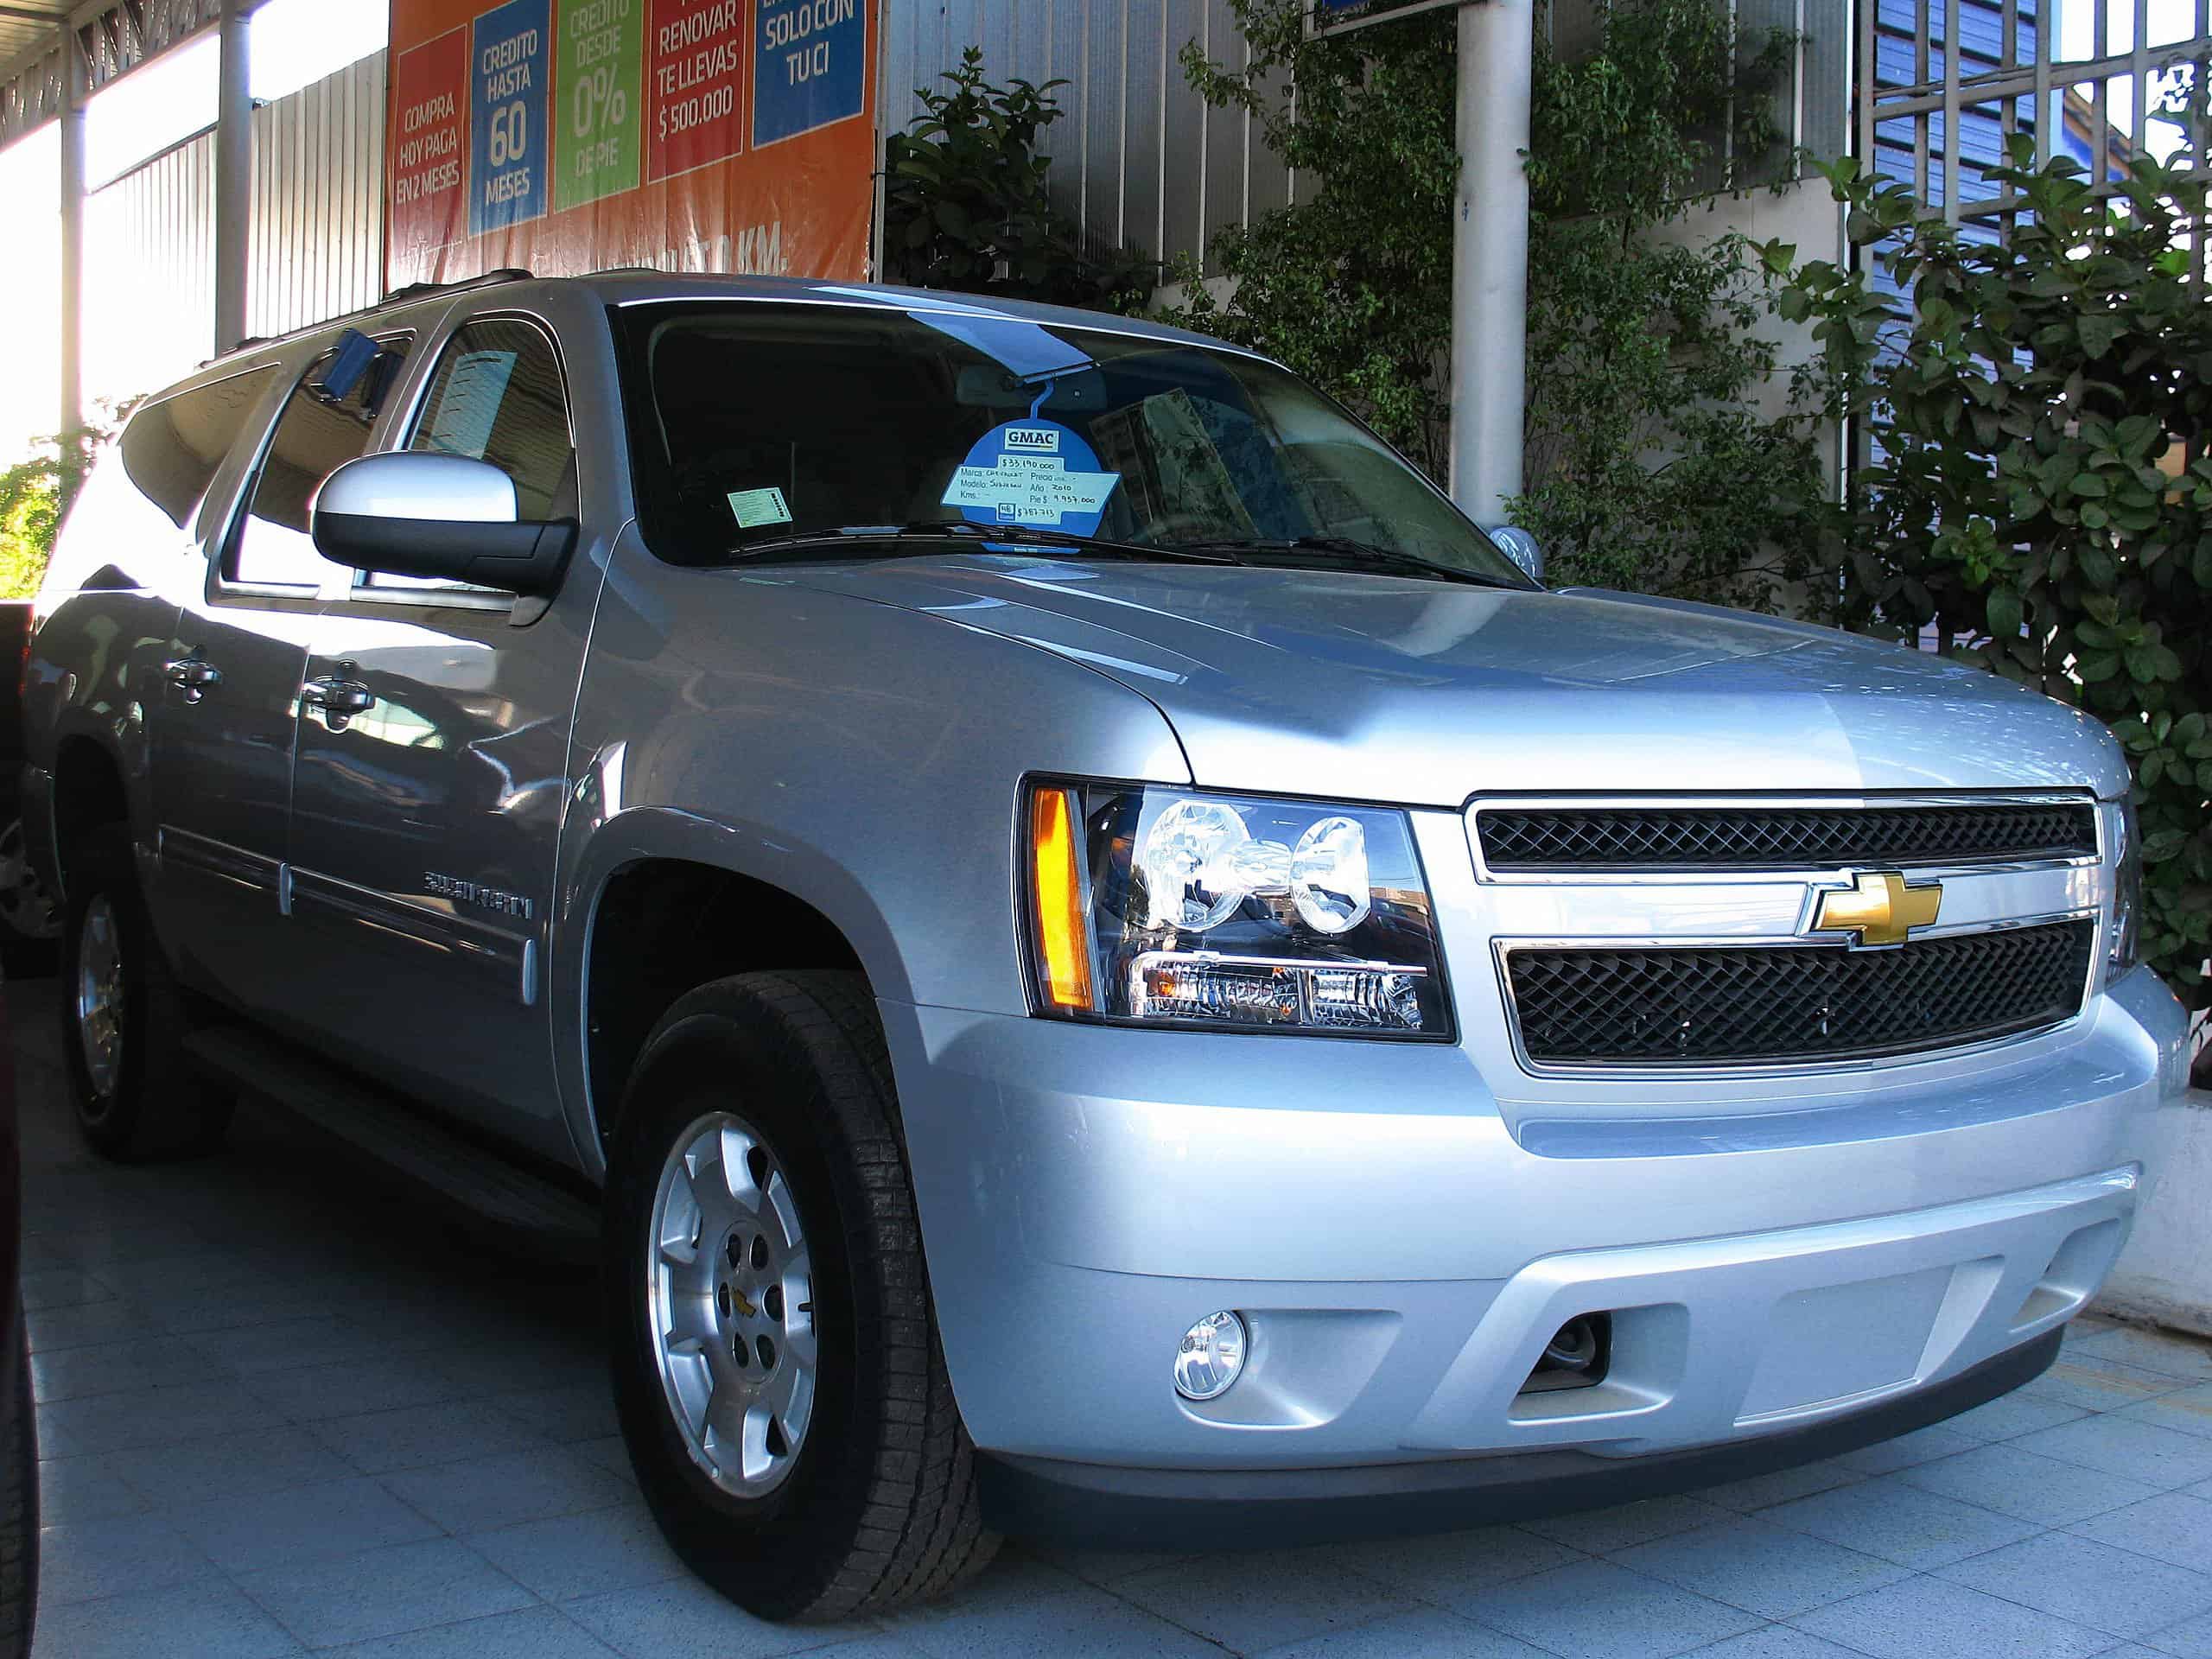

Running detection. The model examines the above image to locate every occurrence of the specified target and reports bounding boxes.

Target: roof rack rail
[379,267,536,305]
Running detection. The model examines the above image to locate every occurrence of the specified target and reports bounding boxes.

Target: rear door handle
[300,676,376,727]
[164,655,223,703]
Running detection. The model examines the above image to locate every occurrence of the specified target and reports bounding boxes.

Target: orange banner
[385,0,879,288]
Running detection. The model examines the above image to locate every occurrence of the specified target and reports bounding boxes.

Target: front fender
[550,539,1194,1176]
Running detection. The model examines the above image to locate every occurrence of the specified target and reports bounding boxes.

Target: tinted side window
[228,340,410,588]
[408,318,573,519]
[120,367,280,531]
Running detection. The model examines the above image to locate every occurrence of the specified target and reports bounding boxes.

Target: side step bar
[184,1026,600,1262]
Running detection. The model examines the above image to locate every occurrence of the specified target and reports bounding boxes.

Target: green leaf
[2071,473,2108,497]
[2077,312,2122,357]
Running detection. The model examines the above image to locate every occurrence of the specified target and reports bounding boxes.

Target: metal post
[1450,0,1529,528]
[213,0,252,354]
[58,33,85,443]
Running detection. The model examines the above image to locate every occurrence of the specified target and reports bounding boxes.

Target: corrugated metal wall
[880,0,1295,268]
[80,52,385,414]
[247,53,385,340]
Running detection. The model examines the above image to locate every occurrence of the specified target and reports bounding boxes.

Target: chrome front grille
[1505,920,2096,1067]
[1476,802,2098,873]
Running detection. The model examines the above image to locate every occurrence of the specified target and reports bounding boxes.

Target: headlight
[1023,782,1450,1038]
[2107,796,2142,984]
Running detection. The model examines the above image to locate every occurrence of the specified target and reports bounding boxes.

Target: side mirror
[310,452,575,596]
[1487,526,1544,582]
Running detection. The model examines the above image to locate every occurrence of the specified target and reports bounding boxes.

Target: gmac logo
[1003,427,1060,453]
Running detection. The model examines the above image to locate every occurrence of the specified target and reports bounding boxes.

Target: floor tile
[28,1576,306,1658]
[2119,1383,2212,1441]
[1325,1522,1583,1603]
[35,1510,219,1605]
[464,1503,688,1602]
[573,1434,643,1486]
[1789,1573,2113,1659]
[2068,1491,2212,1573]
[33,1452,149,1524]
[1519,1495,1736,1554]
[19,1268,118,1312]
[1829,1423,1981,1476]
[187,1314,437,1376]
[310,1400,552,1474]
[2015,1414,2212,1488]
[1609,1515,1910,1620]
[167,1475,446,1573]
[899,1579,1229,1656]
[1248,1605,1556,1657]
[1015,1542,1192,1586]
[1694,1460,1863,1514]
[1454,1558,1763,1659]
[237,1536,537,1649]
[240,1354,471,1423]
[1673,1629,1869,1658]
[1112,1548,1412,1651]
[1762,1472,2039,1568]
[2026,1354,2198,1412]
[30,1332,232,1403]
[564,1573,880,1658]
[485,1382,621,1445]
[1940,1389,2092,1442]
[320,1603,626,1658]
[380,1445,638,1535]
[2145,1608,2212,1658]
[1896,1440,2163,1524]
[35,1377,279,1456]
[1935,1530,2212,1639]
[26,1296,147,1353]
[2070,1327,2212,1382]
[113,1423,357,1507]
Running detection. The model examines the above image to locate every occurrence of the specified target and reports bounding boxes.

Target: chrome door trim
[286,865,537,1007]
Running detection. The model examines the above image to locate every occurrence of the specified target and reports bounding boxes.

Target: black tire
[0,1304,36,1659]
[57,826,232,1160]
[604,971,999,1622]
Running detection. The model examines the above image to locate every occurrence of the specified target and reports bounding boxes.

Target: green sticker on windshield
[728,486,791,528]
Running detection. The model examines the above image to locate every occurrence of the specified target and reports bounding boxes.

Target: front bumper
[980,1329,2063,1549]
[883,963,2184,1534]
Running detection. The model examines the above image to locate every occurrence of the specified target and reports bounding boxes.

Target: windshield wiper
[1166,535,1530,588]
[720,522,1243,567]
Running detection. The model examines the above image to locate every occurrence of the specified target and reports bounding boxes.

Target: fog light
[1173,1311,1248,1401]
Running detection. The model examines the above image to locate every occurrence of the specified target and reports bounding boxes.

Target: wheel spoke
[715,1125,766,1217]
[779,1254,816,1369]
[657,1183,702,1268]
[764,1170,802,1250]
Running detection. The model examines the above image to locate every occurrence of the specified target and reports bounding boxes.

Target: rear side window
[406,318,574,519]
[226,338,410,588]
[120,367,280,531]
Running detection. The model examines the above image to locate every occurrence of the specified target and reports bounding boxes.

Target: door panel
[151,339,410,1010]
[285,315,589,1157]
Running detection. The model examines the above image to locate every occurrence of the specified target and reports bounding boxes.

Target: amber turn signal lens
[1030,786,1094,1011]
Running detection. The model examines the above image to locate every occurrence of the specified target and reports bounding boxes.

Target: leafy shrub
[1780,139,2211,1005]
[882,48,1154,314]
[0,423,105,601]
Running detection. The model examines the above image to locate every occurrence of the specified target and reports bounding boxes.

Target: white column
[213,0,253,353]
[1448,0,1531,528]
[59,35,86,439]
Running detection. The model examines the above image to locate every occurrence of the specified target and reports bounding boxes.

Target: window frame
[341,308,579,610]
[211,328,417,607]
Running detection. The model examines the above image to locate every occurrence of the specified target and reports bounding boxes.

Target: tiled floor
[17,982,2212,1659]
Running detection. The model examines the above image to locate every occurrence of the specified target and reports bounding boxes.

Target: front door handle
[164,654,223,704]
[300,676,377,729]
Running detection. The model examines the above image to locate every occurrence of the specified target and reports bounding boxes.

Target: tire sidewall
[604,991,886,1616]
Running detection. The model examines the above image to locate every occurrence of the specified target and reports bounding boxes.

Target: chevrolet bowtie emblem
[1811,871,1942,946]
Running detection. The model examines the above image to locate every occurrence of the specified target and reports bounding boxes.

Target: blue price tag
[940,420,1120,538]
[753,0,868,148]
[469,0,551,235]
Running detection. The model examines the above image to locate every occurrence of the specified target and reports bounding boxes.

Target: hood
[773,556,2128,804]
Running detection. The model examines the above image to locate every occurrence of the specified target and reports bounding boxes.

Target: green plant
[882,48,1154,313]
[0,423,105,600]
[1160,0,1831,609]
[1779,138,2212,1004]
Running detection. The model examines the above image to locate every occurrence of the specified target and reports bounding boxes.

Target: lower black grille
[1508,920,2094,1065]
[1478,803,2098,871]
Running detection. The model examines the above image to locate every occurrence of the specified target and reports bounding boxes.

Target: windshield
[613,301,1535,588]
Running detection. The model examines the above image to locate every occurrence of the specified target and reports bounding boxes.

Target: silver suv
[23,270,2190,1621]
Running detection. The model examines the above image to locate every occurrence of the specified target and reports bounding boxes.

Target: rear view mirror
[310,452,575,596]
